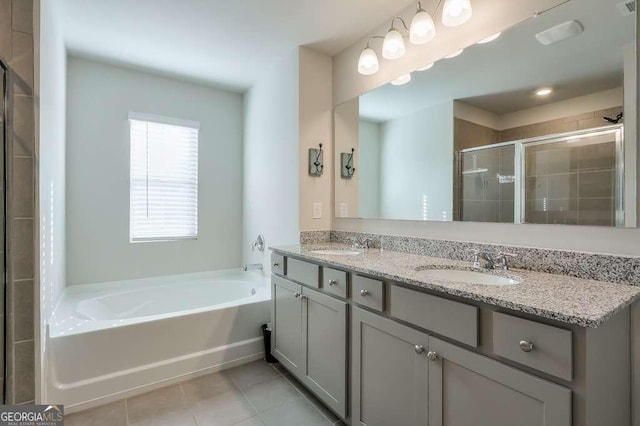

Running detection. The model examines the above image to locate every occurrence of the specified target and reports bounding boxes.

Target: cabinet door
[272,276,303,376]
[428,337,571,426]
[351,307,429,426]
[302,288,348,418]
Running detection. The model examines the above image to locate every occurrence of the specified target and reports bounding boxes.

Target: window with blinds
[129,112,199,242]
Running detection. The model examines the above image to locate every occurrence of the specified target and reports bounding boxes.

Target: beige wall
[1,0,37,404]
[299,47,334,231]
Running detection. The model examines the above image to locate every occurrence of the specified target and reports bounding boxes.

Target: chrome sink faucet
[351,236,374,250]
[468,249,517,270]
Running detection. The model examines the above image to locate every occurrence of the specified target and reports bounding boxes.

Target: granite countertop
[271,243,640,328]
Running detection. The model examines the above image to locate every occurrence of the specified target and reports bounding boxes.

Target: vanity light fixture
[382,23,407,59]
[442,0,473,27]
[477,32,501,44]
[417,62,434,71]
[535,87,553,96]
[410,2,437,45]
[358,47,380,75]
[444,49,464,58]
[357,1,458,75]
[391,73,412,85]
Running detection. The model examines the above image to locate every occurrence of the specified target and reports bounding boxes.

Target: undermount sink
[419,269,521,286]
[310,249,363,256]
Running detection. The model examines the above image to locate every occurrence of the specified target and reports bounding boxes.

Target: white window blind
[129,112,199,242]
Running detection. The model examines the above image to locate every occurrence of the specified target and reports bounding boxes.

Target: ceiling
[54,0,415,91]
[360,0,634,122]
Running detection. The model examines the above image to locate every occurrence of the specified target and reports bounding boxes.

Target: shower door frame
[460,124,626,227]
[1,58,8,404]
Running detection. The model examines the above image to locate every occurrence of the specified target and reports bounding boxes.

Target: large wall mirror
[334,0,636,227]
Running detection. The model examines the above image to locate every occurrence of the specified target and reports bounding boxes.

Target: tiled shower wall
[1,0,36,404]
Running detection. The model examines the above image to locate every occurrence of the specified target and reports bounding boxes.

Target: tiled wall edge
[329,230,640,286]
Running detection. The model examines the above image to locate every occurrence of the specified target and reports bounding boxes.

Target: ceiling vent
[535,20,584,46]
[617,0,636,16]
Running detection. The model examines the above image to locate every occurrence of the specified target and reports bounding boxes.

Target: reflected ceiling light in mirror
[442,0,473,27]
[535,87,553,96]
[358,47,380,75]
[410,2,437,44]
[477,32,502,44]
[391,73,412,86]
[444,49,464,58]
[417,62,434,71]
[382,27,406,59]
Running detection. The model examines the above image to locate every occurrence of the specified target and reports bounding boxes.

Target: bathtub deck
[65,360,345,426]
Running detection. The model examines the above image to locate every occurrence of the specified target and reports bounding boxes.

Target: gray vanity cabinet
[272,276,304,376]
[428,336,572,426]
[302,287,348,418]
[351,306,429,426]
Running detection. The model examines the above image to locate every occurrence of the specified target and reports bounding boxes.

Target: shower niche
[460,126,624,226]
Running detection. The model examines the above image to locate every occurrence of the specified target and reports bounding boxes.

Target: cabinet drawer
[352,275,384,312]
[390,285,478,347]
[493,312,572,381]
[323,267,348,299]
[286,258,320,288]
[271,254,286,275]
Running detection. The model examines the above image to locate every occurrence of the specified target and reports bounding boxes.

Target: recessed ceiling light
[391,73,412,86]
[417,62,434,71]
[444,49,464,58]
[477,32,502,44]
[535,88,553,96]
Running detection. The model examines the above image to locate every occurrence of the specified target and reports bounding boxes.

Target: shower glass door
[521,126,624,226]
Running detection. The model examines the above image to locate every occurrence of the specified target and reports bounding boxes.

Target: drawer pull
[414,345,425,354]
[427,351,439,361]
[328,279,337,286]
[294,292,301,298]
[519,340,535,353]
[273,262,280,268]
[360,289,370,297]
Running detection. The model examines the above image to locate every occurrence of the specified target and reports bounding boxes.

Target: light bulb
[442,0,472,27]
[417,62,434,71]
[410,10,436,45]
[391,73,412,86]
[477,32,501,44]
[444,49,464,58]
[358,48,379,75]
[382,28,406,60]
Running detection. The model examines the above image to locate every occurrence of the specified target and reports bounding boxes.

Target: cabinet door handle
[328,279,337,286]
[293,292,301,298]
[300,294,308,300]
[414,345,425,354]
[273,262,280,268]
[519,340,534,352]
[360,289,370,297]
[427,351,439,361]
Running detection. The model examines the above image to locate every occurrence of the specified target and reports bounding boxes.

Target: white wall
[379,102,453,221]
[358,120,380,218]
[66,57,243,285]
[243,49,300,271]
[37,0,66,402]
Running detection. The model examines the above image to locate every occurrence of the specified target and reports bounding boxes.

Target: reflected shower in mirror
[334,0,636,227]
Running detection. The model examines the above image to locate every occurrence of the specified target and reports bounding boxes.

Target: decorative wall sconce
[341,148,356,179]
[357,0,473,76]
[308,143,324,176]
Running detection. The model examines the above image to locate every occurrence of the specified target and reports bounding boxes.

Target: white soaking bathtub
[46,269,271,412]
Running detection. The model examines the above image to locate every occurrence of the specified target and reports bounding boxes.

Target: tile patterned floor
[65,361,346,426]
